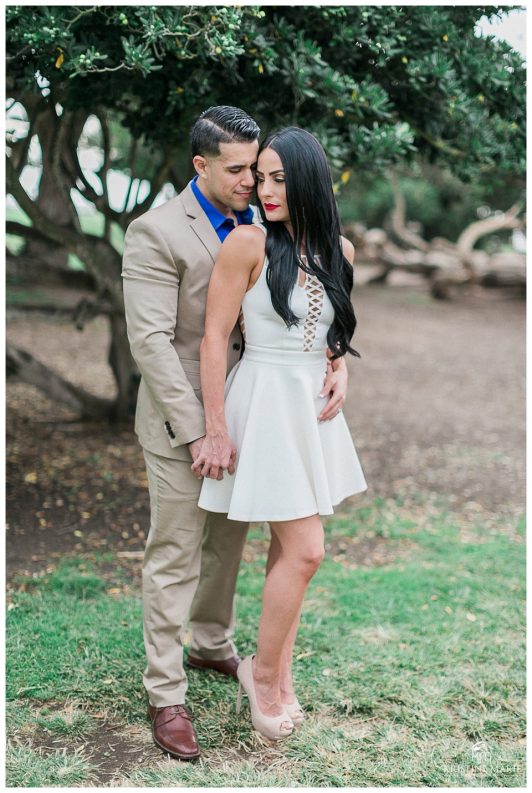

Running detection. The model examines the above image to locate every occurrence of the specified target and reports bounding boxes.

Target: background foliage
[7,4,525,176]
[5,4,526,419]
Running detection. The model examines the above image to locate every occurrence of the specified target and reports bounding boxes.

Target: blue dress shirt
[190,176,254,242]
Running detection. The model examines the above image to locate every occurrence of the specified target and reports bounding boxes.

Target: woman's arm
[318,235,355,421]
[340,235,355,266]
[191,225,264,480]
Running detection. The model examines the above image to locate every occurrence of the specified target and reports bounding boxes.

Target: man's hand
[190,430,236,480]
[189,435,224,481]
[188,436,206,466]
[318,356,348,421]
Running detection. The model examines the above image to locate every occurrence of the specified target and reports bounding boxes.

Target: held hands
[318,356,348,422]
[190,431,237,480]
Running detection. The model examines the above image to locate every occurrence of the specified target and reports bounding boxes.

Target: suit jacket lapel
[181,184,221,264]
[181,185,264,262]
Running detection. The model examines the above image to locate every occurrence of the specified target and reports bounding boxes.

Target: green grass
[34,711,97,738]
[5,745,96,787]
[6,498,525,786]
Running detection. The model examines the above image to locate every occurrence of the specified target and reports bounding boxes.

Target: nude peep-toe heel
[284,698,305,726]
[236,656,294,740]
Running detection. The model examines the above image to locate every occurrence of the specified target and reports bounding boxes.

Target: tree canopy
[5,5,526,420]
[7,4,525,178]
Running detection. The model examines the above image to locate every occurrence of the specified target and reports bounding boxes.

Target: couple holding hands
[122,105,366,760]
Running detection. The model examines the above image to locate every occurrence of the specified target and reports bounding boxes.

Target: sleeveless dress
[198,251,367,522]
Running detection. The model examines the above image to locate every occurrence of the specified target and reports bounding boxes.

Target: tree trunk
[24,106,83,269]
[7,101,145,422]
[107,313,140,421]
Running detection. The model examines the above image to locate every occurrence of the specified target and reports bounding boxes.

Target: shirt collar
[239,204,255,225]
[190,176,254,228]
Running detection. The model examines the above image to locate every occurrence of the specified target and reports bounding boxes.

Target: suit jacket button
[233,343,241,351]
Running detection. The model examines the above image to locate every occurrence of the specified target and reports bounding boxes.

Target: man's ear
[192,155,208,178]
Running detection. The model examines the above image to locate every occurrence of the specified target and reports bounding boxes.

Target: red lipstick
[264,203,280,211]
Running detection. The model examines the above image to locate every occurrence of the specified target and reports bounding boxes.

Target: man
[122,106,347,760]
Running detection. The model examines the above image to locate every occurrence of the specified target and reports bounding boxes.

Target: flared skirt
[198,345,367,522]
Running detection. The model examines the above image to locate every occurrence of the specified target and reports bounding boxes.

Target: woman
[192,127,367,740]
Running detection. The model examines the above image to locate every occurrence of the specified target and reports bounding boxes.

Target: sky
[477,7,526,59]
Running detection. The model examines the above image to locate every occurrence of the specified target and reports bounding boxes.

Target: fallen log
[344,197,525,299]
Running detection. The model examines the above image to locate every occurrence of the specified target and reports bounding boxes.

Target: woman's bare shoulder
[222,223,266,261]
[224,223,266,249]
[340,235,355,265]
[218,224,265,270]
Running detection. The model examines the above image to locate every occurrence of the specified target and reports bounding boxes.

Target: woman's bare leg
[265,532,301,704]
[252,514,324,716]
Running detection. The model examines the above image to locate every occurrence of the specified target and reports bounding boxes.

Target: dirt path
[6,283,525,578]
[344,283,525,520]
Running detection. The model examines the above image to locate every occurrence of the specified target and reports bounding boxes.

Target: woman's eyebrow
[256,169,285,175]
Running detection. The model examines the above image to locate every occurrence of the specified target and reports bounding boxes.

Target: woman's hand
[318,235,353,422]
[318,356,348,421]
[191,430,237,480]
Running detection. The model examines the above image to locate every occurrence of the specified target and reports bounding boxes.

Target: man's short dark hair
[190,106,260,157]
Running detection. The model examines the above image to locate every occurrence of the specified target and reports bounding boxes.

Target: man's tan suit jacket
[122,183,263,461]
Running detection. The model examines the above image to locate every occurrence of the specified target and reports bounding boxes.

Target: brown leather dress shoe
[186,654,241,679]
[147,704,200,761]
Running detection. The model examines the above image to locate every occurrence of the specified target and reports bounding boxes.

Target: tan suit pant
[142,449,249,707]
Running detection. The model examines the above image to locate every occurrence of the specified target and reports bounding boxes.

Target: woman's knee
[296,544,325,577]
[271,516,325,577]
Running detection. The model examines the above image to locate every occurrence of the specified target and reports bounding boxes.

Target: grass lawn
[6,497,525,787]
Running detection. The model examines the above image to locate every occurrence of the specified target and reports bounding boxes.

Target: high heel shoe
[284,698,305,726]
[236,656,294,740]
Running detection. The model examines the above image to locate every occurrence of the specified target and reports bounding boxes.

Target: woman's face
[256,147,290,223]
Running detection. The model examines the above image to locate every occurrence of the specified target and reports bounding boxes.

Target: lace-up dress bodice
[238,256,334,354]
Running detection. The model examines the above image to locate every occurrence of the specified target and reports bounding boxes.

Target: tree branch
[7,220,51,244]
[411,126,466,160]
[61,116,122,226]
[6,155,124,309]
[6,250,96,290]
[95,110,112,241]
[119,137,138,219]
[9,98,44,175]
[95,109,111,200]
[126,146,178,223]
[6,342,114,419]
[48,105,82,231]
[455,205,523,261]
[7,303,111,320]
[389,173,429,252]
[7,296,117,330]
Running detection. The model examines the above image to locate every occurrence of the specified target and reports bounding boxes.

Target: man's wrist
[187,435,205,447]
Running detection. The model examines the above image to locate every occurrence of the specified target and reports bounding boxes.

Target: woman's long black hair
[258,127,360,359]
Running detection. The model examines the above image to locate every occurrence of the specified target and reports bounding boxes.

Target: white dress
[198,252,367,522]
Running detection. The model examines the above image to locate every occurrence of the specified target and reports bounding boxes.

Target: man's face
[193,139,259,214]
